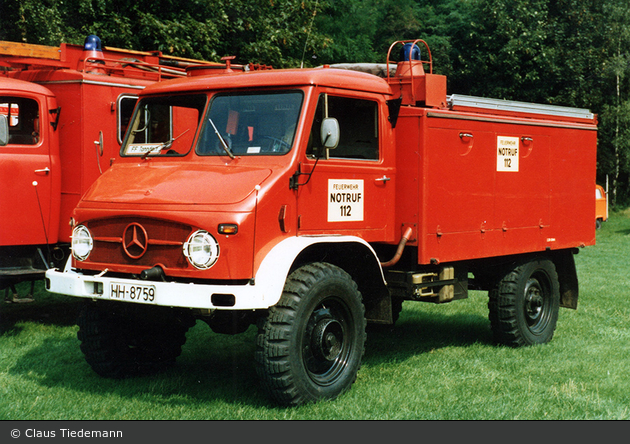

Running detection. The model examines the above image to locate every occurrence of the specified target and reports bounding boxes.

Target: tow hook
[140,266,166,281]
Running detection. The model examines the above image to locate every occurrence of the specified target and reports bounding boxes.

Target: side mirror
[321,117,339,150]
[0,115,8,146]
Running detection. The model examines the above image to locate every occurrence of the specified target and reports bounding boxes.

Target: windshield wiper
[162,128,190,150]
[208,118,235,159]
[140,146,159,160]
[140,129,191,160]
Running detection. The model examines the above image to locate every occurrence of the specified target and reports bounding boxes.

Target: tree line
[2,0,629,206]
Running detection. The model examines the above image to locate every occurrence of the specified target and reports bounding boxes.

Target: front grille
[85,217,192,269]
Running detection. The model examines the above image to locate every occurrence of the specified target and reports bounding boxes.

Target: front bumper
[45,264,271,310]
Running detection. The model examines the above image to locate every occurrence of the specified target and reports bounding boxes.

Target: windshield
[122,94,206,157]
[197,91,303,156]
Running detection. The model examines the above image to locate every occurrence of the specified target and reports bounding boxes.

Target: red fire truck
[0,36,212,301]
[45,40,597,406]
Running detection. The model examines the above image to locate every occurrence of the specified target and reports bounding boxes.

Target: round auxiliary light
[71,225,93,261]
[183,230,220,270]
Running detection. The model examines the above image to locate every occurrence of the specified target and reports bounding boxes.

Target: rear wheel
[488,259,560,347]
[77,301,194,378]
[255,262,366,406]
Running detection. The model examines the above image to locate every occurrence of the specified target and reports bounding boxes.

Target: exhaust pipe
[381,227,414,268]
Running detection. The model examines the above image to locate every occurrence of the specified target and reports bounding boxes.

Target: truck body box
[394,96,597,265]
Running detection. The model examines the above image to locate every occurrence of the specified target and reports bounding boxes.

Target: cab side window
[117,95,138,144]
[307,94,379,160]
[0,97,40,145]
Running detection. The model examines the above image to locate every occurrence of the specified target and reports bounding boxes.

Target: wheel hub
[311,318,343,362]
[303,300,354,385]
[525,279,544,322]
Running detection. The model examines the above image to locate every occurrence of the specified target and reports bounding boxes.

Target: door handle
[375,176,391,183]
[34,167,50,175]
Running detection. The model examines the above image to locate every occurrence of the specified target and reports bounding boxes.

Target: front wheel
[488,258,560,347]
[77,301,194,378]
[255,262,366,406]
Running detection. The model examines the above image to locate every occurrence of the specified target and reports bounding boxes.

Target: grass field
[1,213,629,420]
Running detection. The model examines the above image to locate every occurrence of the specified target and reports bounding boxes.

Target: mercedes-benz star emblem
[123,223,148,259]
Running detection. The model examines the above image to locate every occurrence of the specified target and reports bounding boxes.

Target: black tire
[488,258,560,347]
[77,301,194,378]
[206,310,255,335]
[255,262,366,406]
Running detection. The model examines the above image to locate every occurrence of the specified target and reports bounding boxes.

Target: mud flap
[552,249,579,309]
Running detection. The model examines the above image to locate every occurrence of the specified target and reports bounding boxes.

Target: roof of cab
[141,67,393,96]
[0,76,56,97]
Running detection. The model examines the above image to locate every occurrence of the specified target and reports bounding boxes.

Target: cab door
[296,93,395,243]
[0,94,54,246]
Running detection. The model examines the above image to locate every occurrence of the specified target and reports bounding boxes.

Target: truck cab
[0,78,61,289]
[46,65,402,405]
[50,67,397,308]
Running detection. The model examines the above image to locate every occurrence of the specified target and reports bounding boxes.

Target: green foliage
[448,0,604,106]
[3,0,630,203]
[314,0,469,76]
[0,0,327,67]
[314,0,383,64]
[216,0,330,67]
[596,0,630,206]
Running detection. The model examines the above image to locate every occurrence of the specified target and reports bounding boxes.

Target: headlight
[71,225,93,261]
[183,230,220,269]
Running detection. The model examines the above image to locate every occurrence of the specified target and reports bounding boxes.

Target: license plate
[109,282,156,304]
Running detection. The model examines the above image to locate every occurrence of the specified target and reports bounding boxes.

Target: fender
[253,235,387,308]
[45,235,387,311]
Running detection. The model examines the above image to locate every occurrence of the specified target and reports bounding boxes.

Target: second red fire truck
[45,40,597,406]
[0,36,212,301]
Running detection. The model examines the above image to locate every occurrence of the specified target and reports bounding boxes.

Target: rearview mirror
[321,117,339,149]
[0,115,8,146]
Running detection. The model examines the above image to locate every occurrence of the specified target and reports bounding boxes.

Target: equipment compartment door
[0,95,53,246]
[494,132,551,230]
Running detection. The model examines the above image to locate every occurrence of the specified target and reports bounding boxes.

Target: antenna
[300,0,319,69]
